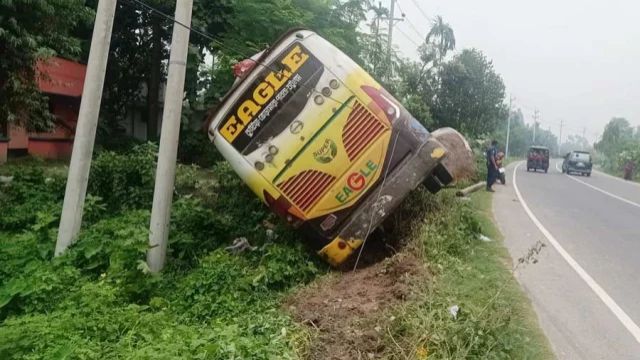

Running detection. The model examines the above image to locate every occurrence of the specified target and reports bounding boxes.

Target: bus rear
[208,29,456,266]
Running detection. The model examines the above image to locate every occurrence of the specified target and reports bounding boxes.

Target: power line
[394,0,425,41]
[409,0,432,22]
[123,0,355,110]
[395,26,421,47]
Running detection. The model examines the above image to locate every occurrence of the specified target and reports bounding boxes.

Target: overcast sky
[390,0,640,142]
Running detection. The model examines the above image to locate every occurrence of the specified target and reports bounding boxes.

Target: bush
[0,167,64,231]
[0,140,323,359]
[178,128,222,167]
[88,143,157,212]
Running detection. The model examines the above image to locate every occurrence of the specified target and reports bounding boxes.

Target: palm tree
[417,15,456,88]
[425,15,456,64]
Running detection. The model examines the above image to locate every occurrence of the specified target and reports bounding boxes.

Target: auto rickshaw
[526,146,549,173]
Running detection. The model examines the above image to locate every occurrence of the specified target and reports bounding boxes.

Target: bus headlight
[329,79,339,89]
[268,145,279,155]
[254,161,265,170]
[314,95,324,105]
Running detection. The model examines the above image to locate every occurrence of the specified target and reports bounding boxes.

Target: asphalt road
[494,159,640,359]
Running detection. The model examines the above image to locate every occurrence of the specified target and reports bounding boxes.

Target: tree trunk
[147,18,162,141]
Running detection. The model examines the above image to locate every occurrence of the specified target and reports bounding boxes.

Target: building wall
[8,126,29,150]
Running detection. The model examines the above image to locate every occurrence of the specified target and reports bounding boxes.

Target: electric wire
[352,129,402,271]
[123,0,443,269]
[123,0,355,110]
[395,0,426,42]
[409,0,432,22]
[395,26,422,48]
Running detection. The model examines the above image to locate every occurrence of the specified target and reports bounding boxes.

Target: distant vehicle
[526,146,549,173]
[562,151,592,176]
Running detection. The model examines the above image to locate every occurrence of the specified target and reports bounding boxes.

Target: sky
[389,0,640,143]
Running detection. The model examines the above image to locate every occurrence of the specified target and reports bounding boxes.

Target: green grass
[381,190,553,359]
[0,148,322,359]
[595,165,639,183]
[0,156,68,177]
[1,151,552,359]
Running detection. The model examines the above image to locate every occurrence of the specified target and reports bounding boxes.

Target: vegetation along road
[495,160,640,359]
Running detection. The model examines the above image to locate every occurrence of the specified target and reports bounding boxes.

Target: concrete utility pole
[558,119,564,154]
[387,0,395,68]
[505,96,514,158]
[382,0,403,79]
[55,0,117,256]
[147,0,194,273]
[532,109,540,144]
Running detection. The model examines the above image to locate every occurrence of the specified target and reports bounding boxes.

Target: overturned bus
[207,29,471,266]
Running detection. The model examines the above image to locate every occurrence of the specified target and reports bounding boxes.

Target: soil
[286,252,426,360]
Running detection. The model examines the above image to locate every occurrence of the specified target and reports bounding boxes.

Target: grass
[1,152,553,359]
[595,165,639,183]
[381,190,554,359]
[0,150,322,359]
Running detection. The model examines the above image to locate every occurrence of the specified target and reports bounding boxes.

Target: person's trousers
[486,165,496,187]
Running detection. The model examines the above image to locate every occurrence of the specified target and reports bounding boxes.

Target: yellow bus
[207,29,455,266]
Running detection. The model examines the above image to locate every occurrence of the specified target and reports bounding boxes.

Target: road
[494,159,640,359]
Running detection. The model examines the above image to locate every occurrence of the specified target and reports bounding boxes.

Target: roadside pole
[505,95,514,158]
[383,0,403,80]
[147,0,193,272]
[558,119,564,155]
[532,109,540,144]
[55,0,117,256]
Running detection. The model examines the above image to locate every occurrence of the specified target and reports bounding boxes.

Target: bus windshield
[217,42,324,155]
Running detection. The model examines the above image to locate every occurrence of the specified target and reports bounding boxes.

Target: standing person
[486,140,498,192]
[496,151,506,185]
[624,160,635,181]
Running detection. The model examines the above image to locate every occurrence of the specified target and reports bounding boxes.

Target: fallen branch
[456,181,486,197]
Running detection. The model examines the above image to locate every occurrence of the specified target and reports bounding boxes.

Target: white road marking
[594,169,640,188]
[555,162,640,210]
[514,162,640,343]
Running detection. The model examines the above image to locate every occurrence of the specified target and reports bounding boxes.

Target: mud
[286,252,425,360]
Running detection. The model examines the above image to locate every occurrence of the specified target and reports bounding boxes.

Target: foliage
[87,143,158,212]
[177,128,222,167]
[0,152,322,359]
[595,117,640,178]
[432,49,508,138]
[492,109,558,158]
[384,191,554,359]
[0,167,65,231]
[559,134,592,155]
[0,0,92,130]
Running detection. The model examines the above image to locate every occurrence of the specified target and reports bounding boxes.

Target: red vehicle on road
[526,146,549,173]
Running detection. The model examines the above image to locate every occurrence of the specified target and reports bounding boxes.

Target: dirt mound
[431,127,475,182]
[286,252,425,359]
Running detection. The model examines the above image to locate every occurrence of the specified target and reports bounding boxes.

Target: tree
[596,117,633,158]
[201,0,370,108]
[420,15,455,68]
[88,0,230,142]
[560,135,591,155]
[0,0,92,132]
[432,49,507,138]
[595,117,638,173]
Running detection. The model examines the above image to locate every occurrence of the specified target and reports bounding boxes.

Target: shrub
[88,143,157,212]
[0,167,64,231]
[178,128,222,167]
